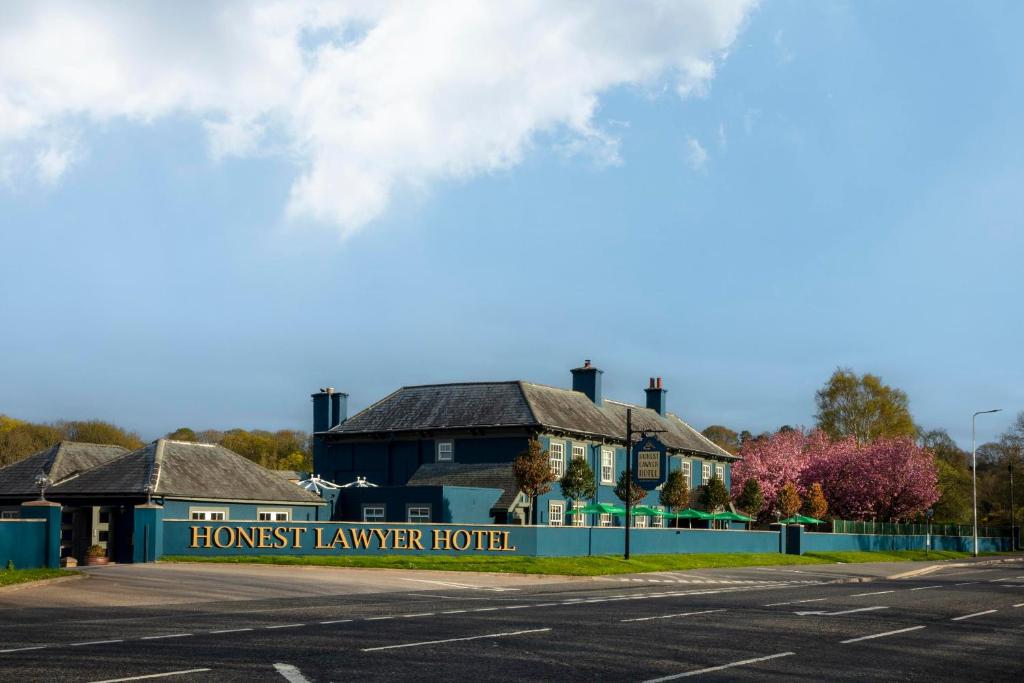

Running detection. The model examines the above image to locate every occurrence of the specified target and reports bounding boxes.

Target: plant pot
[85,556,109,566]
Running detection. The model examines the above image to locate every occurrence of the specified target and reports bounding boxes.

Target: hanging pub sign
[632,434,668,491]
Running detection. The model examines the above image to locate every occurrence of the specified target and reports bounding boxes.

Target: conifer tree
[659,469,690,527]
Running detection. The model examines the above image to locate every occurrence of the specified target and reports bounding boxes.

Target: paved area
[1,557,1022,681]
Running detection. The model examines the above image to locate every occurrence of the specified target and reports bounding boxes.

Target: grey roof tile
[0,442,128,498]
[407,462,520,511]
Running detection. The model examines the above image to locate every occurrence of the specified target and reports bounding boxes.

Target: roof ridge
[515,380,540,425]
[401,380,520,389]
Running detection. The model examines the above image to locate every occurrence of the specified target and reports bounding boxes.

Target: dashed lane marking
[795,606,887,617]
[621,609,726,623]
[1013,603,1024,608]
[849,591,895,597]
[840,626,926,644]
[952,610,997,621]
[642,652,796,682]
[365,616,394,621]
[765,598,826,606]
[0,646,46,654]
[89,669,212,683]
[360,627,551,652]
[265,624,304,629]
[139,634,192,640]
[318,620,352,625]
[209,628,253,634]
[71,640,124,647]
[909,586,942,591]
[273,663,311,683]
[954,582,978,586]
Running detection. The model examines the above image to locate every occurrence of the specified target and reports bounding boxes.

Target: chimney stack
[645,376,667,415]
[312,386,349,432]
[570,359,603,405]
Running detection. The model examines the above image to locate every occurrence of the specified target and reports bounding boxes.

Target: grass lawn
[803,550,988,564]
[0,568,75,588]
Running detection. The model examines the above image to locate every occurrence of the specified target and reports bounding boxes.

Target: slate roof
[406,462,522,511]
[49,439,325,504]
[0,442,129,499]
[326,381,734,460]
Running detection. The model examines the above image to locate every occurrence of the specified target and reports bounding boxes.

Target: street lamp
[972,409,1002,557]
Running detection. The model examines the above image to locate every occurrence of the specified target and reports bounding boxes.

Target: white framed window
[436,440,453,462]
[571,502,585,527]
[190,509,227,521]
[407,505,431,523]
[0,511,18,519]
[634,515,648,528]
[715,464,724,481]
[652,507,664,528]
[680,460,691,484]
[571,444,586,460]
[601,449,614,484]
[362,505,385,522]
[599,513,612,527]
[257,509,290,522]
[549,441,565,478]
[702,462,712,483]
[548,501,564,526]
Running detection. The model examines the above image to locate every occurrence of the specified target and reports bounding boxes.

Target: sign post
[623,409,667,561]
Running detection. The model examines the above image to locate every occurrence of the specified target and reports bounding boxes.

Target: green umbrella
[779,514,825,525]
[673,508,713,520]
[711,510,754,522]
[565,502,625,515]
[631,505,664,517]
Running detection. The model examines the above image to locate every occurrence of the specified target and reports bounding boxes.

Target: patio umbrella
[673,508,713,520]
[630,505,663,517]
[779,514,825,525]
[565,502,625,515]
[711,510,753,522]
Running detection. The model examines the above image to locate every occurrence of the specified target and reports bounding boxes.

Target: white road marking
[361,627,552,652]
[472,607,499,612]
[849,590,895,597]
[642,652,796,682]
[621,609,726,623]
[89,669,211,683]
[366,616,394,621]
[989,578,1010,582]
[534,602,558,607]
[273,663,311,683]
[796,606,887,616]
[319,619,352,625]
[71,640,124,646]
[504,605,530,609]
[0,646,46,654]
[952,610,997,621]
[398,578,518,592]
[1013,603,1024,608]
[265,624,304,629]
[441,610,467,614]
[140,633,192,640]
[765,598,826,606]
[209,628,253,634]
[909,586,941,591]
[401,613,435,618]
[840,626,926,644]
[955,582,977,586]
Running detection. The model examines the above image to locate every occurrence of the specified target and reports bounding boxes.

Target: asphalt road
[1,558,1022,682]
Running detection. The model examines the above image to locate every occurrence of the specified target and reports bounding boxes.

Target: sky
[1,1,1021,447]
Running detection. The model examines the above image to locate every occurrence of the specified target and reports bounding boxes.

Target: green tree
[803,482,828,519]
[512,439,555,525]
[58,420,144,450]
[699,473,730,512]
[614,470,646,508]
[920,429,972,523]
[559,455,597,511]
[0,418,62,467]
[778,481,802,519]
[701,425,740,454]
[735,478,764,518]
[659,469,690,527]
[166,427,197,442]
[814,368,917,443]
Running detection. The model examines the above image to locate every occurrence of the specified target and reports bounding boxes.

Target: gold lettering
[501,531,517,552]
[371,528,392,549]
[472,530,488,550]
[351,528,374,549]
[451,529,471,551]
[213,526,235,549]
[314,528,330,549]
[393,528,408,550]
[273,527,289,549]
[432,529,452,550]
[487,530,502,551]
[330,528,350,549]
[190,526,212,549]
[236,527,256,548]
[408,529,424,550]
[257,527,273,548]
[289,527,304,548]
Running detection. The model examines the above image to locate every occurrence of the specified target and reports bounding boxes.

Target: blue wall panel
[799,531,1010,554]
[160,499,322,522]
[0,520,47,569]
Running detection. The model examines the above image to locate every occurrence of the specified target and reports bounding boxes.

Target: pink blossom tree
[730,429,814,519]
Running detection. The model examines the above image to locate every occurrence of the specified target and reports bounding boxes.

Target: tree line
[0,416,311,472]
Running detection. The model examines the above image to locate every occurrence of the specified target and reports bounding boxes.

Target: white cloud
[0,1,756,237]
[686,136,708,171]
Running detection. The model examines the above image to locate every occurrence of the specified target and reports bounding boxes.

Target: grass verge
[0,568,75,588]
[160,549,1004,576]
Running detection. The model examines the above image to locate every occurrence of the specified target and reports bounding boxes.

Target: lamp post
[972,409,1002,557]
[34,474,51,502]
[1009,458,1016,551]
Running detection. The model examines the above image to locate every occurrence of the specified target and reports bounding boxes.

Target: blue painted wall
[0,520,48,569]
[160,499,323,522]
[334,486,501,524]
[798,530,1010,554]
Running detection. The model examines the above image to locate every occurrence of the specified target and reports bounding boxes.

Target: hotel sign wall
[186,524,518,553]
[632,435,668,491]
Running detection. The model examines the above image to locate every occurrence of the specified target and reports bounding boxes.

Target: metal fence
[832,519,1010,537]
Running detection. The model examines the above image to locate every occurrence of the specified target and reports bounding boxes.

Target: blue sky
[1,1,1021,446]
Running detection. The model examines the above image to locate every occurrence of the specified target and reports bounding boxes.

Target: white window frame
[571,444,586,460]
[362,505,385,522]
[702,462,712,483]
[634,514,648,528]
[549,441,565,478]
[189,508,227,521]
[651,506,664,528]
[599,513,612,527]
[548,500,565,527]
[436,440,453,462]
[715,464,725,481]
[680,460,691,483]
[407,505,431,523]
[601,448,614,484]
[571,501,585,527]
[257,508,291,522]
[0,511,18,519]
